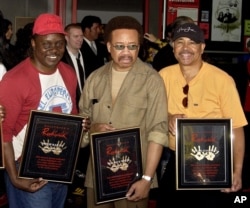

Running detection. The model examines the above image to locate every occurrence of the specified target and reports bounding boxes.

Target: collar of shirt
[67,47,83,63]
[66,48,84,87]
[83,37,96,49]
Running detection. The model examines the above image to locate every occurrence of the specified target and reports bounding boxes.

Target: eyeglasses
[112,44,139,50]
[182,84,189,108]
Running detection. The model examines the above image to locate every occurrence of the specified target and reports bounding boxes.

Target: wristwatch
[142,175,153,182]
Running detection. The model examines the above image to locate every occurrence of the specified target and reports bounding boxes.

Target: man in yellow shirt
[158,22,247,208]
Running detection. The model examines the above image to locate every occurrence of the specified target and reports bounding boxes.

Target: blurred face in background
[87,23,101,41]
[5,24,13,40]
[107,29,140,72]
[65,27,84,52]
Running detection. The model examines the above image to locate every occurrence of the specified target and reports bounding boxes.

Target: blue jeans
[4,170,68,208]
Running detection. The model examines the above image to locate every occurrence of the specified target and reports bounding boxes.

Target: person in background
[0,13,89,208]
[143,16,194,68]
[62,23,85,104]
[14,22,34,64]
[0,18,17,70]
[143,32,168,48]
[61,23,89,205]
[0,10,4,38]
[152,16,194,71]
[142,31,168,65]
[157,22,247,208]
[80,15,110,78]
[79,15,168,208]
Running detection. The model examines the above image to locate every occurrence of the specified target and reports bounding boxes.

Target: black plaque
[91,127,143,204]
[176,118,232,190]
[18,110,84,183]
[0,123,4,169]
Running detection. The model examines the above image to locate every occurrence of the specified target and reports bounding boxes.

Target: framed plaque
[18,110,84,183]
[0,122,4,169]
[91,127,143,204]
[176,118,232,190]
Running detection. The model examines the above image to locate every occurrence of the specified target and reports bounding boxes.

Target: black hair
[14,22,34,62]
[81,15,101,31]
[104,16,143,44]
[2,19,12,33]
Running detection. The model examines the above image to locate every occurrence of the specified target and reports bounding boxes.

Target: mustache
[179,50,194,55]
[118,55,133,61]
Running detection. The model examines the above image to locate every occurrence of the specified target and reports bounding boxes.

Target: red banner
[167,0,200,25]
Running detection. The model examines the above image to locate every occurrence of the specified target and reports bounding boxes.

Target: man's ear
[31,38,35,48]
[65,35,69,43]
[201,43,206,54]
[172,42,175,52]
[107,42,111,53]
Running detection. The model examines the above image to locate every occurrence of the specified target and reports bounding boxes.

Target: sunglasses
[112,44,139,50]
[182,84,189,108]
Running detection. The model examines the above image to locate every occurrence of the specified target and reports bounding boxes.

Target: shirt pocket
[119,95,147,126]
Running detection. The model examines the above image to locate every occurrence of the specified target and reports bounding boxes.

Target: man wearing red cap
[0,13,89,208]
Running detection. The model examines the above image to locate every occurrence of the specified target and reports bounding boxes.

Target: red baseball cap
[32,13,66,35]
